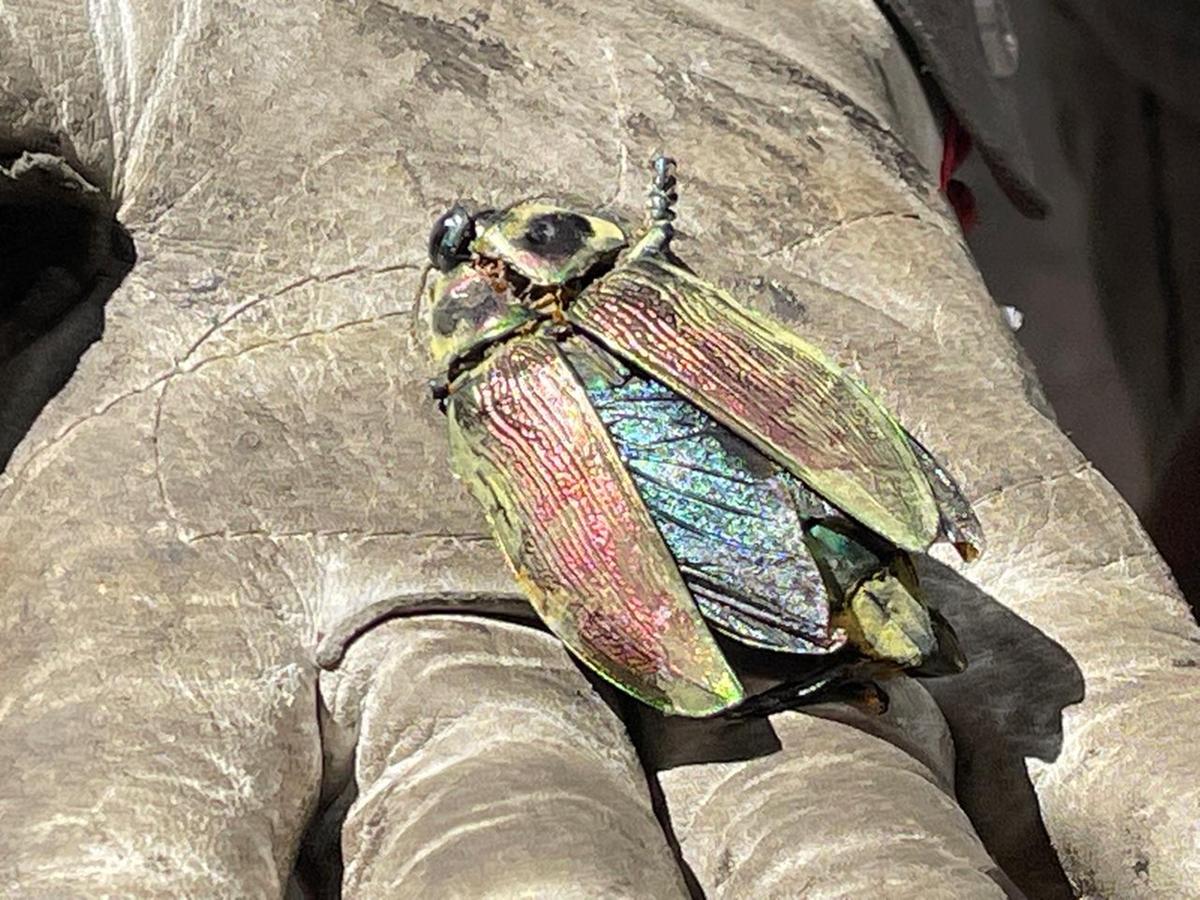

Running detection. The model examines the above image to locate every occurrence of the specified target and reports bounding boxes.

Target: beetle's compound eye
[428,204,476,272]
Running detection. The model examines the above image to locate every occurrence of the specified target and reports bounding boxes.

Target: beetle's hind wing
[901,428,986,561]
[445,334,743,717]
[572,350,845,656]
[569,256,941,552]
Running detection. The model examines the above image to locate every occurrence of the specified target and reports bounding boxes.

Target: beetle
[424,154,983,717]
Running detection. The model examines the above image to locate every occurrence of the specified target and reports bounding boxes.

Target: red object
[940,112,978,230]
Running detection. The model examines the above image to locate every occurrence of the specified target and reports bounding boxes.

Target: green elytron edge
[425,155,984,717]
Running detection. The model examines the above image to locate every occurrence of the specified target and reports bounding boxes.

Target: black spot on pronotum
[430,295,462,337]
[515,212,594,259]
[430,278,503,336]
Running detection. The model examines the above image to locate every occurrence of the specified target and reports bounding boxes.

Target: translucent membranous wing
[446,335,743,716]
[569,256,941,551]
[903,429,986,561]
[569,346,847,655]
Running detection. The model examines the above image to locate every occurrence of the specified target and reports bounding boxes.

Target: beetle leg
[723,658,894,719]
[428,375,454,412]
[528,289,569,324]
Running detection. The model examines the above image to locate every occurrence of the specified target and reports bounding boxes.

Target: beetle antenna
[628,152,682,261]
[647,152,678,246]
[409,263,431,339]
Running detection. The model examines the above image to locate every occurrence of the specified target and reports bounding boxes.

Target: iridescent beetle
[425,155,983,717]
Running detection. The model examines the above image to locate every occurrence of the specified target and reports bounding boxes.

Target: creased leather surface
[0,0,1197,897]
[321,617,692,899]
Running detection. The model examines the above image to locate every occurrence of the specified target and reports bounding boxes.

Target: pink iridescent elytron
[571,256,940,551]
[446,335,743,714]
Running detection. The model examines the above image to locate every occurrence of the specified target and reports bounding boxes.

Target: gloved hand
[1,1,1196,898]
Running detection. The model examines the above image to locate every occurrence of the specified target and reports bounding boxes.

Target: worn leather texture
[0,1,1196,897]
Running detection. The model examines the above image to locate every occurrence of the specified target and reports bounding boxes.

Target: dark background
[964,0,1200,606]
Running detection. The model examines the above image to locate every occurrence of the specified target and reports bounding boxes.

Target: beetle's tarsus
[723,671,890,719]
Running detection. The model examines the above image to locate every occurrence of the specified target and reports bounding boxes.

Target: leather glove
[1,1,1196,897]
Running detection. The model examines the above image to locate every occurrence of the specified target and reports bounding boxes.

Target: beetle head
[425,201,628,370]
[428,204,527,369]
